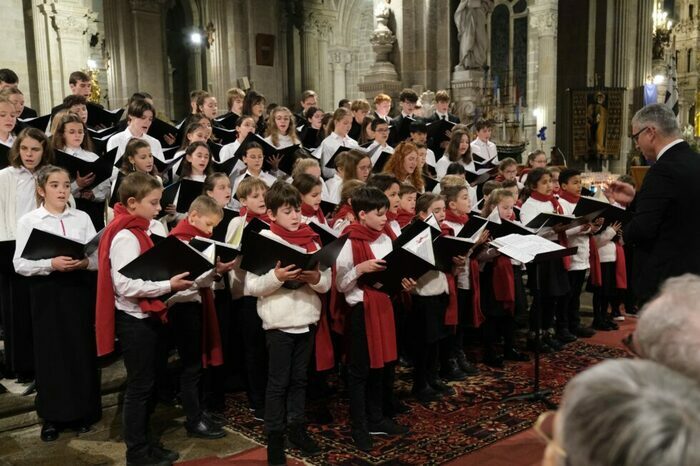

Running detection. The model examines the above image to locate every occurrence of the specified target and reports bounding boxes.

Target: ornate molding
[329,48,352,67]
[530,9,558,36]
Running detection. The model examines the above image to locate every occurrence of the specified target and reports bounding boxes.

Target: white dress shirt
[13,205,98,276]
[107,127,165,165]
[64,147,112,202]
[655,138,684,161]
[317,132,359,179]
[470,138,498,161]
[324,173,343,204]
[14,166,37,223]
[335,232,393,306]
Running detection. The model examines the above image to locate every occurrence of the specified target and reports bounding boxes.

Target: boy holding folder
[244,182,332,465]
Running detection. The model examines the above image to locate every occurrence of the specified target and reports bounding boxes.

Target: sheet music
[402,227,435,265]
[490,233,564,263]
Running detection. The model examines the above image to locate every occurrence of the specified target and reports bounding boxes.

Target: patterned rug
[223,340,627,465]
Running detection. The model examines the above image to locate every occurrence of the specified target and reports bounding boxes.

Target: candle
[502,121,506,141]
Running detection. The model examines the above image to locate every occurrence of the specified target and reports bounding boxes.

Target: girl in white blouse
[52,112,110,229]
[316,107,358,179]
[13,165,100,441]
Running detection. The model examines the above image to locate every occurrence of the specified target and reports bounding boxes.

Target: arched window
[490,0,528,105]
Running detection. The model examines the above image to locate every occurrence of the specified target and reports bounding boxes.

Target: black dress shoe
[428,378,455,396]
[185,418,226,439]
[455,351,479,375]
[150,443,180,463]
[439,359,468,381]
[572,326,596,338]
[267,431,286,465]
[40,422,59,442]
[412,385,442,403]
[75,423,91,434]
[126,452,171,466]
[287,423,321,456]
[482,353,504,368]
[202,410,226,428]
[555,330,577,344]
[503,349,530,362]
[543,335,564,351]
[351,426,373,451]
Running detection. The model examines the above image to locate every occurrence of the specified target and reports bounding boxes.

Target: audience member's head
[541,358,700,466]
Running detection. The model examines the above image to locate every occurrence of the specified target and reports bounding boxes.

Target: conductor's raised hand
[274,261,302,281]
[170,272,194,291]
[357,259,386,274]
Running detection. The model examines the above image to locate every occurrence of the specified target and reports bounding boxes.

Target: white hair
[631,103,680,137]
[635,274,700,383]
[559,359,700,466]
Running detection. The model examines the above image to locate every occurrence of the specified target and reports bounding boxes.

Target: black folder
[572,197,632,232]
[118,235,214,283]
[211,208,239,242]
[189,237,240,263]
[433,235,476,273]
[465,168,496,186]
[371,151,392,173]
[427,118,456,143]
[21,228,103,261]
[86,104,124,129]
[160,179,204,213]
[325,146,352,170]
[214,112,239,130]
[359,241,434,295]
[0,144,10,170]
[148,118,180,148]
[212,125,238,145]
[87,125,119,140]
[240,230,348,276]
[208,140,223,162]
[234,133,277,160]
[390,116,416,144]
[422,174,439,192]
[319,200,337,219]
[17,114,51,132]
[489,219,535,239]
[524,212,597,230]
[241,216,270,245]
[54,150,115,189]
[0,240,16,274]
[457,215,498,239]
[109,171,125,208]
[153,153,184,175]
[308,220,340,246]
[266,144,301,174]
[300,127,321,149]
[395,219,440,249]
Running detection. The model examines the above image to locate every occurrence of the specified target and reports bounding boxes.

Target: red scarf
[344,223,397,369]
[95,204,167,356]
[301,202,326,225]
[589,236,602,287]
[269,222,320,253]
[239,207,271,224]
[439,214,482,327]
[557,190,579,205]
[529,191,571,270]
[519,167,531,182]
[396,208,415,228]
[384,210,399,241]
[492,255,515,314]
[169,219,223,368]
[615,241,627,289]
[438,225,459,325]
[330,204,355,228]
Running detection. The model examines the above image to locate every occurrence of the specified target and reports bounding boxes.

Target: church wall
[5,1,31,106]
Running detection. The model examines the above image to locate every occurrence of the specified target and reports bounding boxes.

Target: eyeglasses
[631,126,648,143]
[533,411,567,459]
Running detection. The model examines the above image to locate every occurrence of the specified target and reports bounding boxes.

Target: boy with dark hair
[245,181,331,464]
[335,186,412,451]
[470,119,497,162]
[0,68,19,89]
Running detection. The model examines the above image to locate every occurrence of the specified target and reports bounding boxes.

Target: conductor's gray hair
[631,103,680,137]
[559,359,700,466]
[635,273,700,383]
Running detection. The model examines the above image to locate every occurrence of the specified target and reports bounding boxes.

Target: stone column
[330,49,352,105]
[612,0,629,87]
[300,23,320,93]
[529,1,558,155]
[316,18,334,110]
[204,0,230,104]
[129,0,168,109]
[635,0,654,83]
[359,0,402,103]
[32,0,56,113]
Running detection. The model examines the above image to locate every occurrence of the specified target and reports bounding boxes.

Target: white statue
[375,0,391,33]
[454,0,494,70]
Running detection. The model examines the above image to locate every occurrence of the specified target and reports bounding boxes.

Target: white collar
[38,204,74,219]
[656,139,684,160]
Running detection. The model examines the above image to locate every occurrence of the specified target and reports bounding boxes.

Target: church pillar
[31,1,57,113]
[204,0,230,104]
[635,0,654,83]
[316,19,334,110]
[330,49,352,106]
[612,0,629,87]
[129,0,168,110]
[300,24,320,93]
[529,0,558,155]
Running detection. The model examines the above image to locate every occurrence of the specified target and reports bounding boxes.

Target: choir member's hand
[170,272,194,291]
[452,254,467,267]
[476,230,490,246]
[164,133,176,146]
[51,256,81,272]
[611,221,623,235]
[344,211,356,222]
[269,154,283,171]
[274,261,302,281]
[357,259,387,274]
[67,258,90,270]
[552,223,569,233]
[579,223,592,233]
[81,190,95,201]
[444,129,452,139]
[298,265,321,285]
[440,140,449,150]
[76,171,96,189]
[401,277,417,292]
[165,204,177,215]
[215,257,237,274]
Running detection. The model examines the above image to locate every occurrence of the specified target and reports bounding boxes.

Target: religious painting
[570,88,625,161]
[255,34,275,67]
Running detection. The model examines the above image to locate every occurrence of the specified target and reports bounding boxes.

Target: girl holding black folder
[52,113,110,229]
[0,127,53,386]
[164,141,213,224]
[317,107,359,179]
[519,168,571,353]
[13,165,100,441]
[219,115,256,182]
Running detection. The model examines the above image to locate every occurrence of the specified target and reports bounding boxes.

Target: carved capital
[530,9,558,36]
[329,48,352,66]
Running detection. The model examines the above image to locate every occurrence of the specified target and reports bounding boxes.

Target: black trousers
[203,287,234,411]
[566,270,587,332]
[238,296,267,410]
[347,303,384,428]
[169,301,203,423]
[482,315,516,355]
[264,329,313,433]
[115,312,166,459]
[410,294,448,389]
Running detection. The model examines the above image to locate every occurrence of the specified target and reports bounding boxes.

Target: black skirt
[28,271,101,424]
[409,294,449,344]
[480,263,511,318]
[0,272,34,374]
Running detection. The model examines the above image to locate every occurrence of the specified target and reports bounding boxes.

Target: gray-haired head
[631,103,680,138]
[635,273,700,383]
[558,358,700,466]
